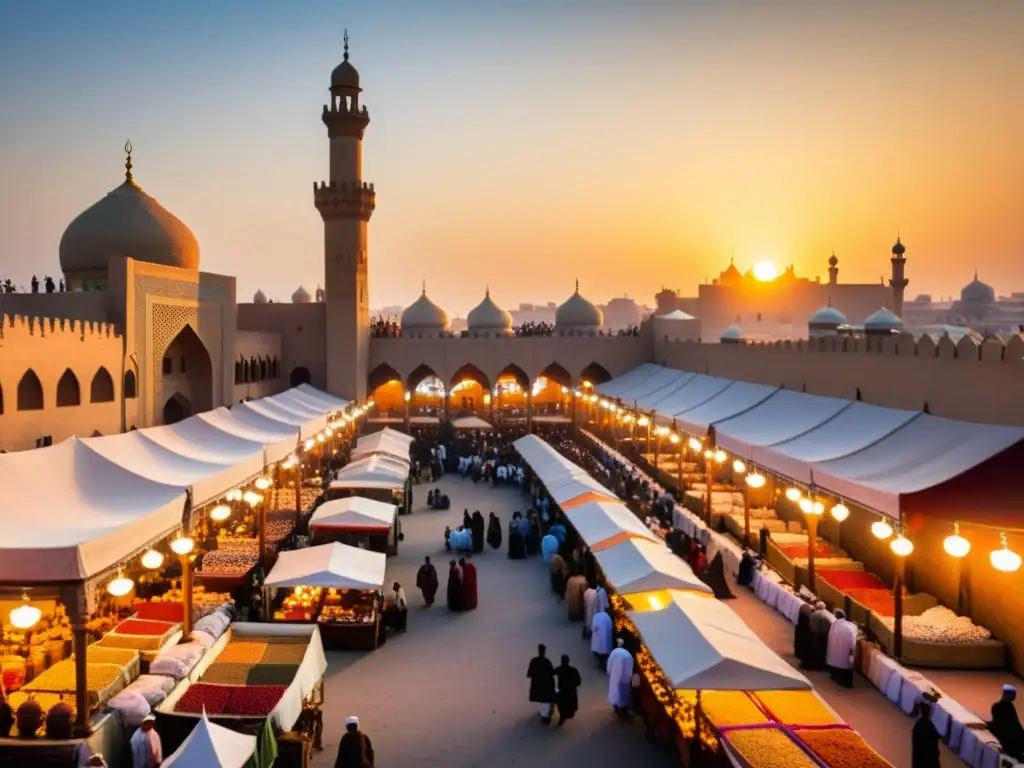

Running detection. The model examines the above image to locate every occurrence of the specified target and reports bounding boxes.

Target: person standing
[130,715,162,768]
[606,639,634,719]
[549,552,569,599]
[487,512,503,550]
[825,609,857,688]
[595,584,610,614]
[582,584,598,639]
[565,574,587,621]
[446,560,464,612]
[911,698,941,768]
[527,644,557,725]
[471,511,486,553]
[554,655,582,726]
[590,608,613,669]
[416,556,439,607]
[460,557,478,610]
[334,716,374,768]
[989,684,1024,759]
[391,582,408,633]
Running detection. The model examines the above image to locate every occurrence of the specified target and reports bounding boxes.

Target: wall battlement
[322,102,370,139]
[313,181,376,222]
[0,313,121,341]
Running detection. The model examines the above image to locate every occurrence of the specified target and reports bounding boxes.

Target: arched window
[90,367,115,403]
[17,369,44,411]
[272,358,280,378]
[243,360,251,383]
[259,358,268,379]
[234,361,243,385]
[56,369,81,407]
[250,357,259,382]
[124,369,137,399]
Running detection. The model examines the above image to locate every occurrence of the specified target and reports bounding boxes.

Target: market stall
[593,538,712,604]
[163,711,258,768]
[263,543,386,650]
[328,454,410,515]
[198,406,299,465]
[351,427,413,464]
[308,497,399,555]
[562,500,661,552]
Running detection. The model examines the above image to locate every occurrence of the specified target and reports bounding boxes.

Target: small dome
[556,282,603,328]
[331,33,360,91]
[864,307,903,332]
[720,325,743,342]
[892,237,906,256]
[809,306,847,326]
[292,286,312,303]
[401,287,449,330]
[961,273,995,304]
[828,252,838,267]
[253,289,268,304]
[467,289,512,332]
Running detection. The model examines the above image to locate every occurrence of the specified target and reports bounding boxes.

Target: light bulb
[703,450,714,460]
[871,520,893,540]
[942,523,970,558]
[732,460,746,474]
[107,572,134,597]
[210,504,231,522]
[656,426,669,436]
[404,392,411,401]
[254,476,272,490]
[714,449,727,463]
[745,472,766,489]
[9,594,41,630]
[141,549,165,569]
[316,433,326,443]
[304,438,315,450]
[688,438,702,452]
[243,491,262,507]
[170,536,195,556]
[325,427,334,437]
[637,416,649,427]
[890,535,914,557]
[226,489,243,502]
[561,386,568,394]
[785,488,802,502]
[830,503,849,522]
[669,433,680,444]
[991,534,1022,573]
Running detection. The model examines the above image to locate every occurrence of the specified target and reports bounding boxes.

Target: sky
[0,1,1022,315]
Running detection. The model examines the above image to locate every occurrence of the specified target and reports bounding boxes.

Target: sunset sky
[0,1,1021,315]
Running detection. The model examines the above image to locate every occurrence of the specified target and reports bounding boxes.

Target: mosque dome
[401,287,449,331]
[467,289,512,333]
[720,325,744,343]
[556,282,603,329]
[892,237,906,256]
[863,307,903,333]
[292,286,312,304]
[253,289,268,304]
[331,32,360,90]
[59,144,199,286]
[960,273,995,304]
[809,306,847,326]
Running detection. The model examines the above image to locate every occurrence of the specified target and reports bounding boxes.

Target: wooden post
[257,501,267,568]
[894,556,905,660]
[526,390,533,434]
[743,482,751,546]
[181,555,194,636]
[61,584,90,736]
[703,456,712,524]
[806,514,819,593]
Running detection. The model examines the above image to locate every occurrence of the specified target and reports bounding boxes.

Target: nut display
[795,728,895,768]
[677,690,769,727]
[876,606,993,644]
[725,728,819,768]
[753,691,838,726]
[199,550,258,575]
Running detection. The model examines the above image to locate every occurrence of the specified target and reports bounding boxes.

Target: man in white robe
[130,715,162,768]
[606,639,633,719]
[590,609,613,669]
[582,586,598,639]
[826,609,858,688]
[595,585,610,614]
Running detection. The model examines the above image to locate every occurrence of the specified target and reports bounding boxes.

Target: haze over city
[1,1,1022,314]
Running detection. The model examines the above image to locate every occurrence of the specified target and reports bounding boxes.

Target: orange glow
[752,261,779,282]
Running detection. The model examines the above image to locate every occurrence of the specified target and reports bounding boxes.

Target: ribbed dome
[467,289,512,331]
[253,289,268,304]
[809,306,847,326]
[556,282,603,328]
[292,286,312,304]
[59,166,199,284]
[720,325,743,342]
[864,307,902,332]
[401,288,449,330]
[961,274,995,304]
[331,33,360,91]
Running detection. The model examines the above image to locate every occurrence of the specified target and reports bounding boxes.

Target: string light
[890,534,914,557]
[732,460,746,474]
[943,523,971,558]
[210,504,231,522]
[871,519,894,539]
[254,477,272,491]
[226,489,243,502]
[713,450,727,463]
[991,533,1022,573]
[304,438,315,450]
[243,491,263,507]
[745,472,766,488]
[9,593,41,629]
[637,416,650,427]
[830,503,849,522]
[170,536,195,556]
[107,571,134,597]
[799,498,824,515]
[669,433,680,444]
[688,438,702,452]
[141,549,165,569]
[785,487,802,502]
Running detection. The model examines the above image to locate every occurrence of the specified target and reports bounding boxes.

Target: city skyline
[1,2,1022,315]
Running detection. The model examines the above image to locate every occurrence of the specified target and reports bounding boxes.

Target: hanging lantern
[141,549,165,570]
[745,472,766,489]
[669,433,680,444]
[703,449,714,460]
[943,523,971,558]
[785,487,802,502]
[304,438,315,451]
[254,477,272,491]
[243,491,263,507]
[107,571,134,597]
[830,503,850,522]
[732,460,746,474]
[688,437,702,452]
[9,593,42,629]
[316,432,326,443]
[637,416,649,427]
[871,519,894,539]
[226,489,243,502]
[890,535,914,557]
[799,499,824,516]
[170,536,195,556]
[210,504,231,522]
[713,450,727,463]
[991,533,1022,573]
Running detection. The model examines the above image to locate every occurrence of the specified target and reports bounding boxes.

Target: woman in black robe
[527,644,556,724]
[487,512,503,550]
[508,516,526,559]
[446,560,464,611]
[554,655,582,725]
[463,509,472,530]
[471,511,486,553]
[912,699,941,768]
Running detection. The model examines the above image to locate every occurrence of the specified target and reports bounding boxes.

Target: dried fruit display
[677,691,769,727]
[725,728,819,768]
[218,537,260,555]
[200,662,253,685]
[795,727,894,768]
[753,691,838,726]
[876,606,993,644]
[199,549,258,575]
[265,520,295,543]
[223,684,287,717]
[216,641,268,664]
[114,619,177,636]
[173,682,233,715]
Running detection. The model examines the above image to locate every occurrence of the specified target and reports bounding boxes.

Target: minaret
[314,30,375,400]
[828,251,838,286]
[889,236,908,319]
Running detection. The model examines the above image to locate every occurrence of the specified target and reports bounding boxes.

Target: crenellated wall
[0,314,128,450]
[655,332,1024,426]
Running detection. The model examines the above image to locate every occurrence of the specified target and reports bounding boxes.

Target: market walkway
[311,476,679,768]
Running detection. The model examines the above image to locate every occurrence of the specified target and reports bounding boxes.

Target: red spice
[846,589,896,617]
[779,543,834,559]
[817,570,887,591]
[132,602,185,623]
[173,683,234,715]
[115,618,176,636]
[224,685,287,716]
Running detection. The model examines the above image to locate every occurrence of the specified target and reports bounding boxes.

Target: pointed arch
[450,363,491,391]
[368,363,402,393]
[124,369,138,399]
[90,367,115,403]
[250,356,259,381]
[259,357,268,380]
[56,368,81,407]
[497,364,530,389]
[163,324,214,413]
[234,360,243,385]
[407,364,440,391]
[538,362,572,388]
[579,362,612,386]
[289,366,312,387]
[163,392,192,425]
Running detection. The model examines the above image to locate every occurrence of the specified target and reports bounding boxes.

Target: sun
[752,261,779,282]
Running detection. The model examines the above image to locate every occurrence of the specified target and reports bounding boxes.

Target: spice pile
[725,728,819,768]
[795,728,893,768]
[876,606,993,644]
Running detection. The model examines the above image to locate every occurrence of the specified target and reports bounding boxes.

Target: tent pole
[181,554,194,636]
[62,584,90,736]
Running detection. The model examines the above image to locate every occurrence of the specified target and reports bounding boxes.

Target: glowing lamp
[282,455,297,470]
[141,549,165,569]
[316,433,326,443]
[404,392,411,401]
[785,487,802,502]
[589,394,598,402]
[210,504,231,522]
[107,572,134,597]
[943,524,970,558]
[226,489,243,502]
[688,438,702,452]
[732,460,746,474]
[325,427,334,438]
[655,426,669,436]
[637,416,650,427]
[304,438,315,451]
[871,519,894,540]
[170,536,195,556]
[646,594,663,611]
[669,433,680,444]
[830,503,850,522]
[890,535,914,557]
[745,472,766,489]
[991,534,1022,573]
[243,491,263,507]
[254,476,272,491]
[561,386,568,394]
[9,594,41,630]
[799,498,824,515]
[623,414,634,423]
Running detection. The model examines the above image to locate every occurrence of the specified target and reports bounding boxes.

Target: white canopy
[352,428,413,463]
[453,416,493,430]
[264,542,386,590]
[628,590,811,691]
[545,473,617,505]
[642,372,698,411]
[139,415,267,466]
[272,387,345,417]
[196,407,297,464]
[330,454,408,491]
[0,439,186,582]
[80,430,262,507]
[657,309,696,321]
[594,538,712,596]
[563,500,660,548]
[714,390,852,458]
[163,711,257,768]
[514,435,578,477]
[296,383,350,411]
[235,399,323,440]
[310,497,397,529]
[266,390,330,419]
[621,367,692,409]
[674,381,778,437]
[652,375,733,418]
[594,363,661,399]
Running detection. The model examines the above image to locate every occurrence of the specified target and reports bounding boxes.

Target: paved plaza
[312,475,678,767]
